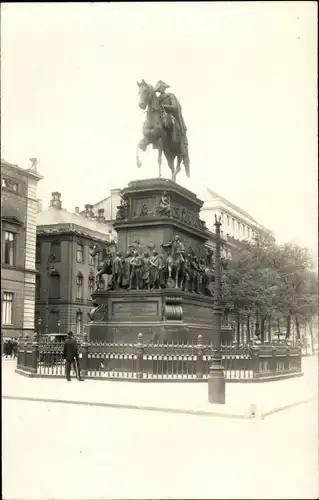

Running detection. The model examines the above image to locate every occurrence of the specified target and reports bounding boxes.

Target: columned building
[36,192,114,336]
[1,159,43,338]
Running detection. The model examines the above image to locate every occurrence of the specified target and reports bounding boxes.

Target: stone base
[88,289,232,343]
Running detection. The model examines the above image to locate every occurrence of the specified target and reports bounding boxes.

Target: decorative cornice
[1,215,24,226]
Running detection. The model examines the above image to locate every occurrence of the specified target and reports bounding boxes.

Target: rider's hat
[155,80,170,91]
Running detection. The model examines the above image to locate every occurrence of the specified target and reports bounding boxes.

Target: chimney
[74,206,80,214]
[97,208,105,222]
[84,203,94,218]
[50,192,62,209]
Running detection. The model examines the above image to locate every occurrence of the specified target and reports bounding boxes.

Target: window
[243,225,246,235]
[76,311,83,335]
[36,275,41,299]
[4,231,16,266]
[227,215,230,226]
[248,227,251,237]
[2,292,13,325]
[77,244,84,263]
[232,218,235,230]
[88,276,95,296]
[36,242,42,263]
[2,178,18,192]
[51,242,61,262]
[237,221,240,232]
[50,273,60,299]
[88,247,94,266]
[76,274,84,299]
[48,311,59,333]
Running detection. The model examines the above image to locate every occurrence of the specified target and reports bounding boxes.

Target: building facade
[1,159,43,338]
[199,187,272,243]
[36,192,114,336]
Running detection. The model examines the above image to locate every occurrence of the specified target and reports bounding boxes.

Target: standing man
[63,331,84,382]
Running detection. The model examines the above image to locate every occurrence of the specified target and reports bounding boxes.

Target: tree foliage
[221,236,318,340]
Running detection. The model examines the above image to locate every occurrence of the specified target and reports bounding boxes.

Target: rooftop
[1,158,43,181]
[37,192,114,240]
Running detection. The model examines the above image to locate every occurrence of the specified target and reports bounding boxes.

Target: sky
[1,2,317,256]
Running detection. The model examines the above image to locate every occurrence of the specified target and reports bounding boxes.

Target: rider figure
[155,80,190,175]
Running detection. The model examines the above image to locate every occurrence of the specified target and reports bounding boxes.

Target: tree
[221,237,318,345]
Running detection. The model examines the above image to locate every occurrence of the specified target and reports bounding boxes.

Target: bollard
[249,403,264,422]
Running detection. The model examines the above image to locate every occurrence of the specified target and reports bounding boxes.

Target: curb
[3,394,253,420]
[3,394,317,421]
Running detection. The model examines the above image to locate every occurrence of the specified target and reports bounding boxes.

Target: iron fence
[16,333,302,382]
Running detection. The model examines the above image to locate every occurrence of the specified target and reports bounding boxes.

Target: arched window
[88,275,95,296]
[76,273,84,299]
[50,272,60,299]
[76,311,83,335]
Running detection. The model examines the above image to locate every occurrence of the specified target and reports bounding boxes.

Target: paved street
[2,397,318,500]
[2,356,319,499]
[3,356,318,419]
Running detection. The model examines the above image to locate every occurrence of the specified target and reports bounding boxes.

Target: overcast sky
[1,2,317,256]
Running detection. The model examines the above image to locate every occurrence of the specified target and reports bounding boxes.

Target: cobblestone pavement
[2,396,318,499]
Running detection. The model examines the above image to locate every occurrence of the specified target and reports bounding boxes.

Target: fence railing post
[135,333,144,380]
[81,333,89,378]
[271,345,277,375]
[251,346,260,379]
[30,333,38,374]
[196,334,204,378]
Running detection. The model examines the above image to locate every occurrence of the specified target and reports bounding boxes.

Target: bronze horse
[136,80,188,181]
[165,246,185,289]
[90,244,113,290]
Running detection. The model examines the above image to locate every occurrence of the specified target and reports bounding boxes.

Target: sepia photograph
[1,2,318,499]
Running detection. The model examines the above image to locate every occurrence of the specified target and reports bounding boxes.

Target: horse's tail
[183,153,190,178]
[136,145,142,168]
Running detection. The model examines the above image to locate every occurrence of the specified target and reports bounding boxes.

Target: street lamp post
[208,215,226,404]
[57,319,61,334]
[45,253,57,336]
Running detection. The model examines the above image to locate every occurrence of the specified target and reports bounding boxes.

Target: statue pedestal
[88,178,232,344]
[89,288,225,343]
[114,178,210,257]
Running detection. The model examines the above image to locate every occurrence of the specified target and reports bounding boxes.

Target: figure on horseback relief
[136,79,190,182]
[90,242,115,290]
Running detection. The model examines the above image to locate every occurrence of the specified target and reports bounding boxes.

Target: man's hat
[67,331,74,337]
[155,80,170,91]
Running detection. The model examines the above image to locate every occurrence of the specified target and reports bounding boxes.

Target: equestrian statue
[136,79,190,182]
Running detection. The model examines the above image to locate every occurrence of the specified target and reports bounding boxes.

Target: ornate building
[35,192,114,336]
[1,159,43,338]
[198,187,273,243]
